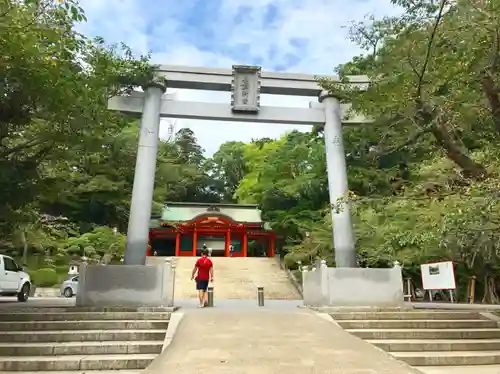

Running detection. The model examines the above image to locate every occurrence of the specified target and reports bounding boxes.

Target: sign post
[420,261,456,302]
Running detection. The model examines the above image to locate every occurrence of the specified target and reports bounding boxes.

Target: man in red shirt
[191,248,214,307]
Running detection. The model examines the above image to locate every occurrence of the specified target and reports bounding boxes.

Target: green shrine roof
[154,202,263,224]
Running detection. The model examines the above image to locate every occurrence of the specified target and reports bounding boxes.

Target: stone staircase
[151,257,301,300]
[330,309,500,372]
[0,307,170,372]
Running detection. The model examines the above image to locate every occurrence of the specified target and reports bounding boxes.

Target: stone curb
[480,311,500,326]
[311,306,412,312]
[143,312,184,373]
[161,312,184,352]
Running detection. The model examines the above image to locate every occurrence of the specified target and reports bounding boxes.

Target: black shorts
[196,279,209,291]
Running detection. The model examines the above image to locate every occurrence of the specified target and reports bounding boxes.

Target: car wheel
[63,287,73,298]
[17,283,30,302]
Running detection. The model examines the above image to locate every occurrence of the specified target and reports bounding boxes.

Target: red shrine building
[147,202,276,257]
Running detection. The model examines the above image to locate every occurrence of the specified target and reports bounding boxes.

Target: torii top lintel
[107,64,372,125]
[156,64,369,97]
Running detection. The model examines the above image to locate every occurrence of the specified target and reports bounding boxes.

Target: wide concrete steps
[0,311,171,321]
[0,308,169,372]
[370,339,500,351]
[0,354,157,371]
[0,341,164,355]
[0,329,167,342]
[416,364,500,373]
[332,309,500,368]
[339,319,497,329]
[392,351,500,366]
[0,320,168,331]
[332,311,488,320]
[348,328,500,339]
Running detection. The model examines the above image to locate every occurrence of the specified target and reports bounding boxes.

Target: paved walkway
[175,299,303,310]
[145,309,422,374]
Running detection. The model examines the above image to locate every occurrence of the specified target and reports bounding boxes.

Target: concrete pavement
[145,309,422,374]
[0,297,74,309]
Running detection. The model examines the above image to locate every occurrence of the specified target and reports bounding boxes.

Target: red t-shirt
[195,257,213,281]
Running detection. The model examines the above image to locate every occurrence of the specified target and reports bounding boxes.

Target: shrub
[31,268,58,287]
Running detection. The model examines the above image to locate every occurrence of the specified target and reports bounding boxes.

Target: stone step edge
[347,328,500,332]
[391,350,500,357]
[0,340,163,347]
[368,339,500,343]
[0,311,173,314]
[0,354,158,362]
[0,319,169,324]
[338,319,491,323]
[0,312,172,317]
[413,365,500,371]
[0,307,178,313]
[0,371,142,374]
[330,311,483,314]
[1,329,168,334]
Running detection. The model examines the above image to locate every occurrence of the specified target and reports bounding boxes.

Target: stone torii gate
[108,65,370,268]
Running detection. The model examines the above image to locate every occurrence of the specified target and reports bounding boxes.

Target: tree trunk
[482,74,500,133]
[415,102,486,179]
[482,275,500,304]
[21,229,28,265]
[431,122,486,179]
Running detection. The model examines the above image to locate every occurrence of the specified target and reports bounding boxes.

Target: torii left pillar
[124,81,167,265]
[319,90,357,268]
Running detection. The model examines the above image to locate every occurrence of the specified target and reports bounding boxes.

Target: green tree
[0,0,153,234]
[206,141,248,202]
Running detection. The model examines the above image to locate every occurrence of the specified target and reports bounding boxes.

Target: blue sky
[78,0,401,155]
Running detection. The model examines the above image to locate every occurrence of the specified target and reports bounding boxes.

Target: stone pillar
[319,90,356,268]
[124,81,167,265]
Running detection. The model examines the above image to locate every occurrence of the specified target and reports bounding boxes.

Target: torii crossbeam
[108,64,371,268]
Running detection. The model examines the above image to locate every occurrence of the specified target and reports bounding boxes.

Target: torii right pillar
[319,90,357,268]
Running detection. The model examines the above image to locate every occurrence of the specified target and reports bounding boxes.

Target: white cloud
[78,0,402,155]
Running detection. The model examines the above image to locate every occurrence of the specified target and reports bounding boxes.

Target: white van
[0,255,31,302]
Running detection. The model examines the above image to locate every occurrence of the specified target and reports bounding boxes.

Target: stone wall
[303,262,404,307]
[76,262,174,307]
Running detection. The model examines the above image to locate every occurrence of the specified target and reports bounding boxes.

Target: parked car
[0,254,31,302]
[60,276,78,298]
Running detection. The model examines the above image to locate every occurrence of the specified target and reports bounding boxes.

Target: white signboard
[420,261,456,290]
[231,65,261,113]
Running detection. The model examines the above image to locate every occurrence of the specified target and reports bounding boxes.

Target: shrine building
[148,202,276,257]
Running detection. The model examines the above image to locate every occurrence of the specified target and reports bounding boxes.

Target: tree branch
[0,138,48,158]
[415,0,448,100]
[375,127,430,157]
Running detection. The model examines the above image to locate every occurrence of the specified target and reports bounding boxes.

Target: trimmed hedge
[31,268,58,287]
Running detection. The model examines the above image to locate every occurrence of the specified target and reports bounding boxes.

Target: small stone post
[257,286,264,307]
